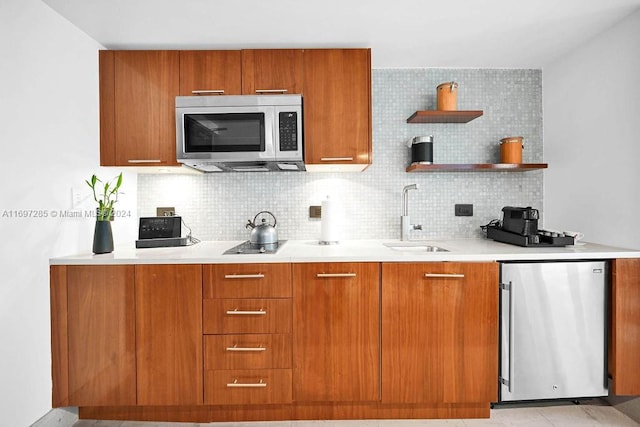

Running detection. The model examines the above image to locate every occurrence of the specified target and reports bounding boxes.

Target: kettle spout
[245,219,255,229]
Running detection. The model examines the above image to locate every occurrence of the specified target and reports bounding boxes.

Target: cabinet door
[100,50,180,166]
[610,258,640,395]
[66,265,136,406]
[241,49,303,95]
[179,50,241,96]
[303,49,372,169]
[382,262,498,404]
[293,262,380,401]
[136,264,203,405]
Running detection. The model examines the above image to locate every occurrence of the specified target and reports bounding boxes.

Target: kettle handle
[252,211,277,228]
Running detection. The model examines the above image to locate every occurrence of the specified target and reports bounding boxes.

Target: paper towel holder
[319,196,340,245]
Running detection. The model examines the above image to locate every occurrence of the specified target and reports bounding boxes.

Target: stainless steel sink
[383,242,449,252]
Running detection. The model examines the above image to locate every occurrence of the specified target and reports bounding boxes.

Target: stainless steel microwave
[175,94,304,172]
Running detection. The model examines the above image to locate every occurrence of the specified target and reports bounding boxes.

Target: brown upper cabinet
[241,49,304,95]
[100,50,180,166]
[303,49,372,171]
[99,48,372,170]
[179,50,242,96]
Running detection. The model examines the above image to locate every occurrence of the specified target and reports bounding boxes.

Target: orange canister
[437,81,458,111]
[500,137,523,163]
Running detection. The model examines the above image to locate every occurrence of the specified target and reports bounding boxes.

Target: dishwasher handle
[500,281,514,393]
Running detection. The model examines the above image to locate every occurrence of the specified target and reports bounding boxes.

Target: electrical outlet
[156,207,176,217]
[71,187,92,209]
[455,204,473,217]
[309,205,322,219]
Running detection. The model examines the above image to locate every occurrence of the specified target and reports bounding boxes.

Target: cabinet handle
[226,308,267,315]
[316,273,357,278]
[423,273,465,278]
[127,159,162,164]
[226,379,267,388]
[320,157,354,162]
[191,89,224,95]
[224,273,265,279]
[226,344,267,352]
[255,89,288,94]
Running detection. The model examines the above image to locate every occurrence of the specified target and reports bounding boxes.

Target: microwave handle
[255,89,288,94]
[191,90,225,95]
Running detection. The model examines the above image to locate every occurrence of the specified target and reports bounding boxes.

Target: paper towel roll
[320,197,341,244]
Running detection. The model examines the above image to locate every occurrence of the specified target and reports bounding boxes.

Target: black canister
[410,136,434,165]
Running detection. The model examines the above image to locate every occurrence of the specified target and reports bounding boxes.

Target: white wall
[0,1,136,425]
[544,8,640,422]
[544,8,640,250]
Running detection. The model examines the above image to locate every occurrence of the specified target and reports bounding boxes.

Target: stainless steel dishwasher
[499,261,608,402]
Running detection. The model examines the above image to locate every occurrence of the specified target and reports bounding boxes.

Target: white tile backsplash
[138,69,543,242]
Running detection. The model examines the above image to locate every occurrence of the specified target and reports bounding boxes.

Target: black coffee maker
[485,206,574,247]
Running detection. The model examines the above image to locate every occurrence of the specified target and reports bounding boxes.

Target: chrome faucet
[401,184,422,241]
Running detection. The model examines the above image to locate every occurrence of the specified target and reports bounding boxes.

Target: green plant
[86,172,123,221]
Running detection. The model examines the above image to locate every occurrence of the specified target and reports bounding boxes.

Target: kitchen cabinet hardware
[320,157,354,162]
[226,345,267,352]
[424,273,465,278]
[226,308,267,315]
[255,89,288,93]
[127,159,162,164]
[407,163,548,172]
[224,273,265,279]
[316,272,357,278]
[406,110,483,123]
[226,378,267,388]
[191,89,225,95]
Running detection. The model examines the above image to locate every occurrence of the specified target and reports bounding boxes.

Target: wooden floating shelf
[406,163,548,172]
[407,110,484,124]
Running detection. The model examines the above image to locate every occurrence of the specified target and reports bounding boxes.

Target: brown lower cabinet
[382,262,499,404]
[50,264,203,407]
[135,264,203,405]
[50,258,640,422]
[292,262,380,402]
[610,258,640,395]
[51,265,136,407]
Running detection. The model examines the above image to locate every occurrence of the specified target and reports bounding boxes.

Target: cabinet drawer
[203,264,292,299]
[204,299,292,334]
[204,334,291,370]
[205,369,292,405]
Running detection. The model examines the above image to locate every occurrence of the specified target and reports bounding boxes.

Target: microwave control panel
[279,112,298,151]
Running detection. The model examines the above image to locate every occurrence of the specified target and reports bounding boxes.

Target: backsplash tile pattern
[138,68,543,242]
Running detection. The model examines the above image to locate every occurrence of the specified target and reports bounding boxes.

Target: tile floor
[72,400,639,427]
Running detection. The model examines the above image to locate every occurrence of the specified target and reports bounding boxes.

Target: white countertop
[49,238,640,265]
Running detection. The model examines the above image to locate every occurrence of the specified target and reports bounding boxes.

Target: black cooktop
[223,240,287,255]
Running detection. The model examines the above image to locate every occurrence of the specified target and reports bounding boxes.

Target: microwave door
[181,108,275,162]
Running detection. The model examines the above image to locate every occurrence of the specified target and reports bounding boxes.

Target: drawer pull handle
[255,89,288,94]
[226,344,267,352]
[127,159,162,164]
[424,273,465,278]
[191,89,224,95]
[226,308,267,315]
[227,379,267,388]
[224,273,265,279]
[316,273,357,278]
[320,157,353,162]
